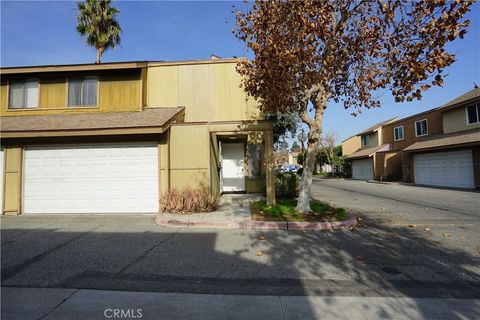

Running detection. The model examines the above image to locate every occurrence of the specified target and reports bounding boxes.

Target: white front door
[221,142,245,192]
[414,150,475,189]
[23,143,159,213]
[352,158,374,180]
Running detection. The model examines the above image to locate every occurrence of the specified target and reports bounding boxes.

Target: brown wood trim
[1,62,147,75]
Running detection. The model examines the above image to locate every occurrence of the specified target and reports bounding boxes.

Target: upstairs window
[362,135,370,146]
[394,126,404,141]
[68,77,98,107]
[8,79,39,109]
[415,119,428,137]
[466,104,480,125]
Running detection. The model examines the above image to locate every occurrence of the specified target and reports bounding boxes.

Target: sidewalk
[155,194,357,230]
[2,287,479,320]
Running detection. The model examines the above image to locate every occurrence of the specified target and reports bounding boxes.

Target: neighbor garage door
[24,143,159,213]
[352,158,373,180]
[414,149,474,189]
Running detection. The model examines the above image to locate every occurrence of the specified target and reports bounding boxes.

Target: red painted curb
[155,213,357,231]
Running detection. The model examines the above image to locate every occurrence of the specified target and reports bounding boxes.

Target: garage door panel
[352,158,373,180]
[24,143,158,214]
[414,150,474,189]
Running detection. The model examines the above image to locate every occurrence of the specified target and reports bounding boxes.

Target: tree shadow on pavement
[1,214,479,319]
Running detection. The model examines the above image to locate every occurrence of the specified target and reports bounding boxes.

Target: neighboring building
[342,117,398,180]
[402,88,480,189]
[342,88,480,189]
[0,57,275,215]
[288,151,300,165]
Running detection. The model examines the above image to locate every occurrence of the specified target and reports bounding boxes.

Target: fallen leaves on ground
[424,228,431,231]
[408,224,417,228]
[258,236,265,240]
[256,251,263,256]
[443,233,451,237]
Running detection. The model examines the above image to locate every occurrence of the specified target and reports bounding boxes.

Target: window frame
[361,134,370,147]
[393,125,404,141]
[7,78,40,110]
[67,76,98,108]
[466,104,480,125]
[415,119,428,137]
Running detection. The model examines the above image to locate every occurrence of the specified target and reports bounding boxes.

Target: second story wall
[342,135,361,156]
[0,69,142,116]
[147,60,260,122]
[383,110,442,150]
[443,103,480,134]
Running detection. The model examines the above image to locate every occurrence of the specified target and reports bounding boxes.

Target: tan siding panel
[342,136,361,156]
[169,125,209,170]
[177,64,210,122]
[170,169,210,190]
[147,66,178,107]
[443,107,480,134]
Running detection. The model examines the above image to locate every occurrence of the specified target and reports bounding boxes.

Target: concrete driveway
[311,177,480,224]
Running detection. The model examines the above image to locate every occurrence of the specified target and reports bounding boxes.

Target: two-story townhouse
[402,88,480,189]
[342,87,480,189]
[342,117,398,180]
[0,57,275,215]
[380,105,444,181]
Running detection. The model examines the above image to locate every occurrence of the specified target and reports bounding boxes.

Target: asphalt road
[1,179,479,302]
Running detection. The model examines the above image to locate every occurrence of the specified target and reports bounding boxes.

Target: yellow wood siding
[443,106,480,134]
[177,64,210,121]
[39,78,66,109]
[147,61,260,122]
[1,71,141,116]
[147,65,179,107]
[99,74,141,111]
[3,147,22,214]
[169,124,210,189]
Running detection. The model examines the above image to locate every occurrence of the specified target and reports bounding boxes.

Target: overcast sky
[2,1,479,143]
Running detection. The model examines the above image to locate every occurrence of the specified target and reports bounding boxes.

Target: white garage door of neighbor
[352,158,373,180]
[24,143,159,213]
[414,150,475,189]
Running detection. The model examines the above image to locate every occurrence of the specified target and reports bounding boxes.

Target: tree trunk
[295,88,328,213]
[296,138,320,212]
[96,47,103,64]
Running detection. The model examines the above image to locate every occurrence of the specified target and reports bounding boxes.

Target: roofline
[341,117,398,142]
[0,57,244,75]
[439,95,480,112]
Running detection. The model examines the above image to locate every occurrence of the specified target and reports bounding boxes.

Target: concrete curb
[155,213,357,231]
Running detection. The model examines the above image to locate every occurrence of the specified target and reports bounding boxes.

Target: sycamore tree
[234,0,473,211]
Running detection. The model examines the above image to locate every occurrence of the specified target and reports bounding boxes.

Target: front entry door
[220,142,245,192]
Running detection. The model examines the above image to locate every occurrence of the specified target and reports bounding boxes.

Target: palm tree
[76,0,122,63]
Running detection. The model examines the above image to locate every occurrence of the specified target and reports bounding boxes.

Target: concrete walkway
[156,194,357,230]
[2,287,479,320]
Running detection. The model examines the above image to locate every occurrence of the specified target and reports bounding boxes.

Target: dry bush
[160,187,219,214]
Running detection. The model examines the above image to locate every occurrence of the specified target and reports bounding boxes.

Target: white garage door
[414,150,474,189]
[352,158,373,180]
[24,143,159,213]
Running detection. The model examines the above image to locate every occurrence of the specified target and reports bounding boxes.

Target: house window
[466,104,480,125]
[362,135,370,146]
[247,144,262,178]
[68,77,98,106]
[415,119,428,137]
[8,79,39,109]
[394,126,404,141]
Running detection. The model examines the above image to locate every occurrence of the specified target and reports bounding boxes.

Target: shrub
[160,187,219,214]
[275,173,299,199]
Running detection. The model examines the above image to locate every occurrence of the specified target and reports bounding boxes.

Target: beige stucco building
[0,57,275,215]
